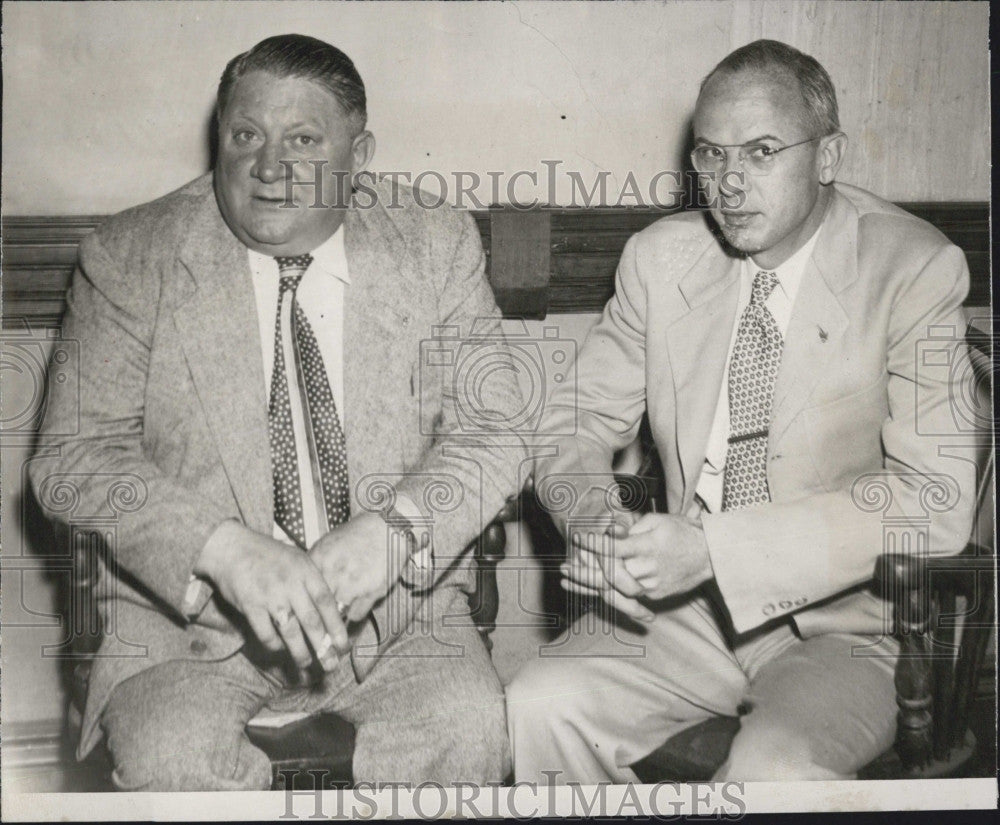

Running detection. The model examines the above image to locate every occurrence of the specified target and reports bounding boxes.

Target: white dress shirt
[693,226,822,514]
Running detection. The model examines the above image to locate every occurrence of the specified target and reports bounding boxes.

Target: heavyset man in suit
[31,34,525,790]
[508,40,976,781]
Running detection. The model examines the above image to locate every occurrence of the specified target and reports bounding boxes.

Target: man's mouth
[719,210,757,228]
[252,194,293,207]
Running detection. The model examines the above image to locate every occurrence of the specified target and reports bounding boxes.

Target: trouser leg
[101,652,278,791]
[507,594,750,784]
[290,585,510,784]
[716,632,898,781]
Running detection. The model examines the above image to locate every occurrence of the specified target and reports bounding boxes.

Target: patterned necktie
[722,270,783,511]
[269,254,351,549]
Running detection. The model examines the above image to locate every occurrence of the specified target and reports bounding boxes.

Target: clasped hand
[197,514,403,672]
[309,512,409,624]
[561,512,713,622]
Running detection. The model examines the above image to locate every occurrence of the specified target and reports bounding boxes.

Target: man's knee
[101,668,271,791]
[104,713,272,791]
[352,648,511,784]
[714,724,851,782]
[428,670,510,782]
[108,746,266,792]
[355,693,509,784]
[506,658,586,739]
[446,693,511,782]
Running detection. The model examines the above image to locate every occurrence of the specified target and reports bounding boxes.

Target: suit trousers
[506,590,898,783]
[101,587,509,790]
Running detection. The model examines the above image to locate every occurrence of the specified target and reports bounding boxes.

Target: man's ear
[817,132,847,185]
[351,130,376,175]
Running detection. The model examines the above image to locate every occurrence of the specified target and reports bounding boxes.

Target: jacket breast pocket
[804,377,888,492]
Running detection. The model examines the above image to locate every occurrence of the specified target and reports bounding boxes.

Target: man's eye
[747,145,776,161]
[293,135,318,147]
[703,146,725,161]
[232,130,257,145]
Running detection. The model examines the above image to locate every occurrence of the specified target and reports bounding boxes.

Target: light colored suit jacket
[31,173,526,757]
[537,183,976,640]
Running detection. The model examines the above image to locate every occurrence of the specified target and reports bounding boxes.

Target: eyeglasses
[690,136,822,177]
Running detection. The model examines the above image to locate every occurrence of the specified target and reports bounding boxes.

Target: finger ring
[272,607,293,627]
[336,601,348,621]
[315,633,334,658]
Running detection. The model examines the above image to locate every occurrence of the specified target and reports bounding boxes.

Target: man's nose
[720,150,750,207]
[723,146,745,176]
[250,142,288,185]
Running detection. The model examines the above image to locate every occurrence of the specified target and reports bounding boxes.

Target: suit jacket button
[190,639,207,655]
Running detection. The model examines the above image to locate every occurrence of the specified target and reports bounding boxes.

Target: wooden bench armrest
[874,539,996,772]
[468,481,531,644]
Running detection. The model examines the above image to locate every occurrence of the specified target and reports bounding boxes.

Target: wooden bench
[2,200,991,786]
[1,203,990,324]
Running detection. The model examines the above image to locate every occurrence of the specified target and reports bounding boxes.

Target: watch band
[378,503,418,555]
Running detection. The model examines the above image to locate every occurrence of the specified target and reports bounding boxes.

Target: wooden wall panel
[489,210,552,319]
[728,1,990,202]
[1,203,990,325]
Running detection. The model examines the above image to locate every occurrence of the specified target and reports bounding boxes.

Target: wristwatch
[378,502,418,555]
[378,500,435,589]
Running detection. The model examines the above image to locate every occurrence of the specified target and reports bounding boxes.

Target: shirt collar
[307,224,351,285]
[747,222,823,302]
[248,223,351,285]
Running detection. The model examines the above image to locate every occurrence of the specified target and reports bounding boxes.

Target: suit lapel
[172,187,273,534]
[664,240,742,499]
[342,202,417,502]
[769,189,857,445]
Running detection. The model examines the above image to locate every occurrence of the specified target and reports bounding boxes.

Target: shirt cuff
[392,494,432,570]
[181,575,212,619]
[183,517,236,619]
[387,494,436,590]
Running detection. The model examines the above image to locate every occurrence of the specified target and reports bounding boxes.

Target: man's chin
[710,210,753,251]
[717,224,760,255]
[239,216,299,248]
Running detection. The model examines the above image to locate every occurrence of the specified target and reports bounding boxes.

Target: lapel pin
[818,326,828,343]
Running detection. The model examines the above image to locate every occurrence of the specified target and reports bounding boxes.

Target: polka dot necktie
[722,270,783,511]
[269,254,351,549]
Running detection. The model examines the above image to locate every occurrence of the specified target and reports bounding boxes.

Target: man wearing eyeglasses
[508,39,975,782]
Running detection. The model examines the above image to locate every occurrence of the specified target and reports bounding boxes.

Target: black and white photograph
[0,0,993,819]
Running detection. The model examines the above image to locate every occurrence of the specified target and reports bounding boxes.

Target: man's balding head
[699,39,839,139]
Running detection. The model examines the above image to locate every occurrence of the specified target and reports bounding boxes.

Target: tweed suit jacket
[31,173,526,757]
[536,183,977,640]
